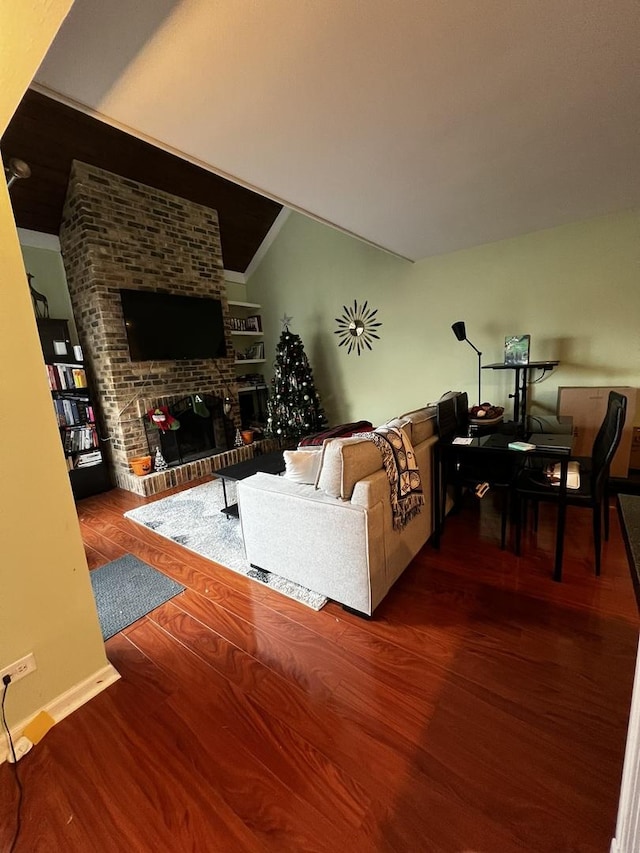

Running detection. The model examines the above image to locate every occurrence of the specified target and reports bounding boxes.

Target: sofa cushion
[283,449,323,484]
[316,436,382,499]
[384,416,412,444]
[298,420,373,446]
[398,405,437,445]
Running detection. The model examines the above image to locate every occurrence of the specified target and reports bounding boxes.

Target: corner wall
[0,0,111,730]
[247,209,640,427]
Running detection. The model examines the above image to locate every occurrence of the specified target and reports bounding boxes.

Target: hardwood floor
[1,481,638,852]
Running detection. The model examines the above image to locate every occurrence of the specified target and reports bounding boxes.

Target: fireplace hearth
[144,394,233,466]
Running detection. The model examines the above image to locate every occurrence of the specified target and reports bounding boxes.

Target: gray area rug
[90,554,185,640]
[124,479,328,610]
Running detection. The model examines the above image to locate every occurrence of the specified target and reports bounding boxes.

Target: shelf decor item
[504,335,531,365]
[146,406,180,431]
[334,300,382,356]
[241,429,255,445]
[153,447,168,471]
[130,455,152,476]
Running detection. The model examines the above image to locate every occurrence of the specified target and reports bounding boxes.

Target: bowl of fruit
[468,402,505,425]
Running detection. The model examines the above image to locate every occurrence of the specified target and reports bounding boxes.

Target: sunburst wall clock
[334,300,382,356]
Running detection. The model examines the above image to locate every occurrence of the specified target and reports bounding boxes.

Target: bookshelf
[227,301,268,429]
[228,301,266,366]
[37,318,111,500]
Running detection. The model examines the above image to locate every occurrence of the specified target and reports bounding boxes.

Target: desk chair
[436,392,514,549]
[514,391,627,575]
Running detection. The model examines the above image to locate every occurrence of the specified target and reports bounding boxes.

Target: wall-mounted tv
[120,289,227,361]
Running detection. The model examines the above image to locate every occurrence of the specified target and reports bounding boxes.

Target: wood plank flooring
[1,480,639,852]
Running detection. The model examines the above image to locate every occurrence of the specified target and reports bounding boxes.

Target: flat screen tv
[120,289,227,361]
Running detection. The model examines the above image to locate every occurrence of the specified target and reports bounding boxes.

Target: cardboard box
[556,386,637,478]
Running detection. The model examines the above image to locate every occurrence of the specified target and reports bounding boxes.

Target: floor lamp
[452,321,482,406]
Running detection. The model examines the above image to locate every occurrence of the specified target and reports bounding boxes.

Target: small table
[215,450,285,517]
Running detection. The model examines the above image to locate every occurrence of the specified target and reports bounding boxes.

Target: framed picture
[244,341,265,360]
[245,314,262,332]
[504,335,530,365]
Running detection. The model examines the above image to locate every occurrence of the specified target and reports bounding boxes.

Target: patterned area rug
[124,479,328,610]
[90,554,185,641]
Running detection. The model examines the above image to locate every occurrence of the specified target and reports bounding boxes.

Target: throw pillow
[315,436,383,499]
[283,449,323,484]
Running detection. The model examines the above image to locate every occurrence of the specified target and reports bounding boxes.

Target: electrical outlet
[0,653,37,685]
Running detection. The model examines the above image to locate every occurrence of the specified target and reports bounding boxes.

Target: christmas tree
[266,320,328,441]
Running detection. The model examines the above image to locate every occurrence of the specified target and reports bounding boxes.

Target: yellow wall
[1,0,108,725]
[248,209,640,427]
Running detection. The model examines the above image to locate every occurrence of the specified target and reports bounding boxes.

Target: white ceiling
[34,0,640,261]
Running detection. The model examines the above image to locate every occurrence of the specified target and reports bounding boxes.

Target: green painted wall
[225,279,248,303]
[20,243,79,343]
[247,208,640,427]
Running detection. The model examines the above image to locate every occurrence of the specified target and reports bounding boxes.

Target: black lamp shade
[452,321,466,342]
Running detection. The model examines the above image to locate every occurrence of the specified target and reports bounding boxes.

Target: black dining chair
[514,390,627,575]
[436,392,515,549]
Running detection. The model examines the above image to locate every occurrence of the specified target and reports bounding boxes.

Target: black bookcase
[37,318,111,500]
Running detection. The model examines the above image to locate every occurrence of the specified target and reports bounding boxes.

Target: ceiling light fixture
[4,157,31,189]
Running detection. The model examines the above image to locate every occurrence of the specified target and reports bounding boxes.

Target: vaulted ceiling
[7,0,640,266]
[2,90,282,273]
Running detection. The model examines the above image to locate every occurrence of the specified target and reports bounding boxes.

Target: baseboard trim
[0,662,120,764]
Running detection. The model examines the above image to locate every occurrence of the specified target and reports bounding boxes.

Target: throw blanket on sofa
[299,420,374,446]
[362,426,424,531]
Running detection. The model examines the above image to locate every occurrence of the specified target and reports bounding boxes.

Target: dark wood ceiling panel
[1,89,282,272]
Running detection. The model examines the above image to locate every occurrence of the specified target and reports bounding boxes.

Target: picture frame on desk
[504,334,530,365]
[245,315,262,332]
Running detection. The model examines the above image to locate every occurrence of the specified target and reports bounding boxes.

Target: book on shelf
[74,450,103,468]
[72,367,87,388]
[228,316,247,331]
[242,341,264,360]
[46,364,59,390]
[53,397,95,427]
[63,425,99,453]
[52,362,87,390]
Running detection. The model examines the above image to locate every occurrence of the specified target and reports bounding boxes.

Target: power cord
[1,675,23,853]
[100,361,157,442]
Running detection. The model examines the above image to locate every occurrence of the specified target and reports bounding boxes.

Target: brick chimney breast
[59,161,239,494]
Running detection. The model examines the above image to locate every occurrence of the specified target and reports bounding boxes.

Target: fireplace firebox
[144,394,233,466]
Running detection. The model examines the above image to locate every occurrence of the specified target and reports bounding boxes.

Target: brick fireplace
[58,161,265,496]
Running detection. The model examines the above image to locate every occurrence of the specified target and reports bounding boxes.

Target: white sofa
[237,405,438,616]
